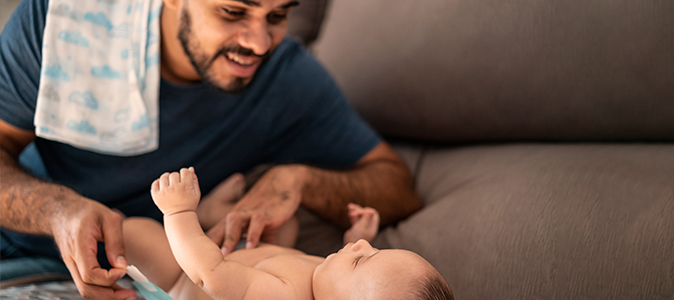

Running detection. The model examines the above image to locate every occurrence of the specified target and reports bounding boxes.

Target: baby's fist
[151,167,201,216]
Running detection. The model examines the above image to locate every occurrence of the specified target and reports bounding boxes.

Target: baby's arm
[151,168,294,300]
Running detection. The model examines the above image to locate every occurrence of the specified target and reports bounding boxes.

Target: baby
[123,167,453,300]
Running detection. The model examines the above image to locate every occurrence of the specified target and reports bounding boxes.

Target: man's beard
[178,9,269,93]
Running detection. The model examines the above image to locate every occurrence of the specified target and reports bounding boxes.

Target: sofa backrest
[286,0,330,46]
[313,0,674,142]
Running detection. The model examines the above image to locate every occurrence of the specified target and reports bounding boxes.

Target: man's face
[178,0,299,92]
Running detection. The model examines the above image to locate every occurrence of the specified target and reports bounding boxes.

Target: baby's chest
[253,255,317,300]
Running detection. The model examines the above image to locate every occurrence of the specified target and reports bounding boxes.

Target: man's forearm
[300,158,422,228]
[0,147,75,236]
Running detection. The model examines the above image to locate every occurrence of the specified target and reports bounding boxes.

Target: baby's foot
[343,203,380,244]
[196,173,246,229]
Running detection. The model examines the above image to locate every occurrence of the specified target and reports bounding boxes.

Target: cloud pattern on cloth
[35,0,162,156]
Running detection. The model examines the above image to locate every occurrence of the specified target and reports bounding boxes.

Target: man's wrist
[277,164,312,193]
[47,192,91,237]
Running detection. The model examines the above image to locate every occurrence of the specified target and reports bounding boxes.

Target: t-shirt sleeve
[269,46,382,168]
[0,0,48,130]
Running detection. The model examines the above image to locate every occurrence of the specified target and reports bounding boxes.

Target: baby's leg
[343,203,381,244]
[263,214,299,248]
[196,173,245,230]
[123,217,183,292]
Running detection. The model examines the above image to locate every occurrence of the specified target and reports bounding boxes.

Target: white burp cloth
[35,0,162,156]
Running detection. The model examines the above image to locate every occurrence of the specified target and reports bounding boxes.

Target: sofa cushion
[313,0,674,142]
[286,0,329,46]
[376,144,674,299]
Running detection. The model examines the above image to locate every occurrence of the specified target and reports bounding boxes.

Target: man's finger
[65,252,135,300]
[245,214,265,249]
[102,211,127,270]
[72,230,121,287]
[223,212,245,255]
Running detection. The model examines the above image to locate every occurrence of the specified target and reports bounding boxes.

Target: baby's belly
[169,272,213,300]
[166,244,305,300]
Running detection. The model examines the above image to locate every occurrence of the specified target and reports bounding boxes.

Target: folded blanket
[35,0,162,156]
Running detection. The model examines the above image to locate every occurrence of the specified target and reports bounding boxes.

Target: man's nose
[237,19,271,56]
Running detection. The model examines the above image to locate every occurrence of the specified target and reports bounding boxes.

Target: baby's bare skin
[168,243,323,300]
[124,168,382,300]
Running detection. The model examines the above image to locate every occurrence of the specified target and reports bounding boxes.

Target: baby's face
[312,239,431,300]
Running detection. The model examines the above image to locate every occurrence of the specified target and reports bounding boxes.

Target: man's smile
[225,52,262,78]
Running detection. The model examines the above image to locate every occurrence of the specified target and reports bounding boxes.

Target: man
[0,0,421,299]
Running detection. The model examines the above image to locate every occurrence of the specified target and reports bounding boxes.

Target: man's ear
[163,0,181,11]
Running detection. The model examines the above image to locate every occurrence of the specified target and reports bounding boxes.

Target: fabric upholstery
[297,144,674,299]
[286,0,330,46]
[313,0,674,142]
[382,144,674,299]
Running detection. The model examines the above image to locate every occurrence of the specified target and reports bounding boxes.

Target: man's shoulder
[0,0,50,130]
[262,37,337,94]
[272,37,328,77]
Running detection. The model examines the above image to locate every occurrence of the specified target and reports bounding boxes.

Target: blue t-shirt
[0,0,380,258]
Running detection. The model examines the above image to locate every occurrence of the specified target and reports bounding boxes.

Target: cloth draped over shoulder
[35,0,162,156]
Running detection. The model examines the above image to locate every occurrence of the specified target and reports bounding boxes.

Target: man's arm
[214,141,422,254]
[301,141,421,228]
[0,119,133,300]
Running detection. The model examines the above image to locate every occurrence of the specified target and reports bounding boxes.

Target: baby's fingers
[159,172,171,189]
[180,168,193,184]
[348,203,363,212]
[370,209,380,229]
[169,172,181,185]
[347,203,365,217]
[151,179,160,192]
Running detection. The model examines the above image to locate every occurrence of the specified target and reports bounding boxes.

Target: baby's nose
[351,239,374,252]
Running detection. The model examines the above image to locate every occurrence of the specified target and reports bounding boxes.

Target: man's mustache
[210,46,270,65]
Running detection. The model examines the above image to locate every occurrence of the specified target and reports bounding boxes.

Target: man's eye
[222,8,245,17]
[267,12,288,24]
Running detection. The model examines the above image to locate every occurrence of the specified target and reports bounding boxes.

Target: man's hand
[51,198,136,300]
[151,167,201,216]
[1,118,136,300]
[207,165,307,255]
[206,142,421,255]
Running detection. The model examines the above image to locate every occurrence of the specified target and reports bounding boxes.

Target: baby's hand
[151,167,201,216]
[343,203,380,244]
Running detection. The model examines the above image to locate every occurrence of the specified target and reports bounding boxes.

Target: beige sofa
[292,0,674,299]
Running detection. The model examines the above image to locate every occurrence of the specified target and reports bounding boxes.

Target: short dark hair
[411,272,455,300]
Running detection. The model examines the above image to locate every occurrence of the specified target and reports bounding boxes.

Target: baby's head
[313,239,454,300]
